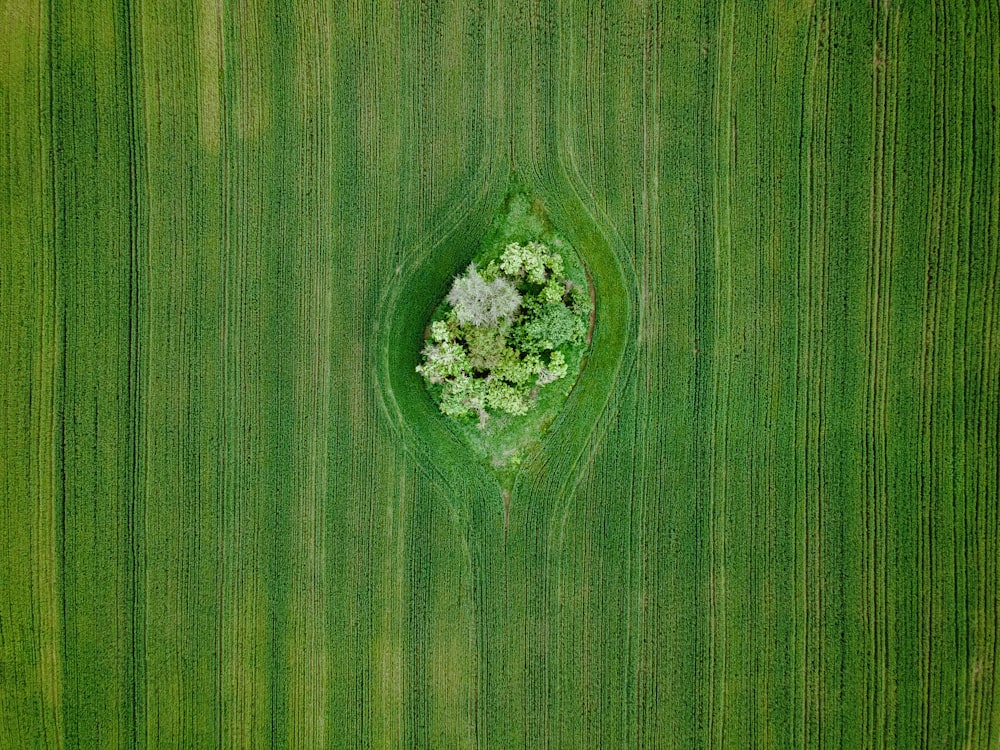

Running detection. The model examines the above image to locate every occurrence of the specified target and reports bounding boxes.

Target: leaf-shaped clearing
[416,193,593,483]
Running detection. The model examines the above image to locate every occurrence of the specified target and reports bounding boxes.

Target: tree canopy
[417,234,590,426]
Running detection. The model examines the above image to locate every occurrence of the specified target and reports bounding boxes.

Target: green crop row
[1,0,997,748]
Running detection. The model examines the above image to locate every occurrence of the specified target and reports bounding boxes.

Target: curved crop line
[516,52,639,565]
[524,158,638,488]
[373,152,506,515]
[530,178,639,567]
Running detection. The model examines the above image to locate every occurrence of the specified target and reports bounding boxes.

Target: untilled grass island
[415,192,593,482]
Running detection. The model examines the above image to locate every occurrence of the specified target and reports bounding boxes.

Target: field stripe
[0,1,64,746]
[865,3,901,744]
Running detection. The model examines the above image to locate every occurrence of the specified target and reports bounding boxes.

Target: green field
[1,1,998,748]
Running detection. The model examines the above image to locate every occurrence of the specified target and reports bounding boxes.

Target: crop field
[1,1,998,748]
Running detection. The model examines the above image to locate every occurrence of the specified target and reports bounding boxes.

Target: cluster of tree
[417,239,590,426]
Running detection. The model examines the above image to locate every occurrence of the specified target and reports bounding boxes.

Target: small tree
[485,378,531,416]
[465,325,507,370]
[415,340,469,383]
[500,241,564,285]
[447,264,522,327]
[515,302,585,352]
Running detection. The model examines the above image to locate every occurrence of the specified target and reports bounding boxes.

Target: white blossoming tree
[446,263,522,327]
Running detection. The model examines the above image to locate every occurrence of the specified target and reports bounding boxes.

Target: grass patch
[415,189,593,485]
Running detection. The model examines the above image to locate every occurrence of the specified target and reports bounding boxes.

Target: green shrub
[514,302,586,353]
[501,194,545,239]
[465,325,508,370]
